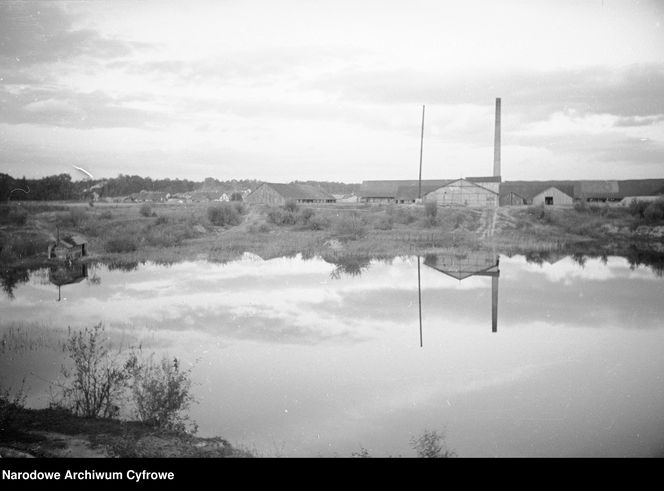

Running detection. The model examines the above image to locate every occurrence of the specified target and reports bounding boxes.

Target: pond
[1,252,664,457]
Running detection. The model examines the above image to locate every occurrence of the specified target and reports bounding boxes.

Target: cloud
[311,64,664,120]
[0,3,137,65]
[0,86,166,129]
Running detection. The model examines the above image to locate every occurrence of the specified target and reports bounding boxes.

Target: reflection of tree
[328,256,372,280]
[523,251,550,266]
[571,253,586,268]
[0,267,30,299]
[106,261,141,272]
[626,248,664,277]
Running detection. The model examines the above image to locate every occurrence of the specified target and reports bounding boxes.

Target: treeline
[0,173,361,201]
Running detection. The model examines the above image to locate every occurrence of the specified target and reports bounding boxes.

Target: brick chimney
[493,97,501,178]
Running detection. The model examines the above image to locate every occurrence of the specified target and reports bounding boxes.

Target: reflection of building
[49,263,88,301]
[422,251,500,333]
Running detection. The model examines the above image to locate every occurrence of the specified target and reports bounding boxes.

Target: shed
[48,234,87,260]
[532,186,573,206]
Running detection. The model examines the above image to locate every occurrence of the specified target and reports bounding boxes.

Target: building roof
[532,186,574,199]
[501,179,664,201]
[434,178,500,195]
[573,180,620,199]
[500,181,577,200]
[361,177,498,199]
[395,183,453,201]
[616,179,664,197]
[257,183,336,201]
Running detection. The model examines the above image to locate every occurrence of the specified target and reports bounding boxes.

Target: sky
[1,0,663,182]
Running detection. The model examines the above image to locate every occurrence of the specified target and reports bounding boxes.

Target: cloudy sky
[1,0,663,182]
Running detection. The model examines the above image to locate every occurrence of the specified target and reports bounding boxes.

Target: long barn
[245,182,336,206]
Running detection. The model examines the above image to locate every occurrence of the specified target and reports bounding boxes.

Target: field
[1,199,664,272]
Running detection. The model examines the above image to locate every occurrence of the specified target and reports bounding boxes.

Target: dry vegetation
[1,199,663,270]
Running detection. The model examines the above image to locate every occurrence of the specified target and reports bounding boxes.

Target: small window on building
[545,196,553,205]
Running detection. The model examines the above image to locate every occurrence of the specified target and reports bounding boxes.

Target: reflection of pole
[418,256,423,347]
[492,274,498,333]
[57,285,61,302]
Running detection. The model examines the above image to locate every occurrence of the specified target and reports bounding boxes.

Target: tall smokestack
[493,97,501,178]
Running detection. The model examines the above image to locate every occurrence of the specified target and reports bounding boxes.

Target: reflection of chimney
[492,275,498,333]
[493,97,501,178]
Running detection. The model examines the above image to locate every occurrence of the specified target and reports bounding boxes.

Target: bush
[628,199,649,219]
[99,210,113,220]
[155,215,168,225]
[305,214,330,231]
[105,236,138,253]
[373,216,393,230]
[248,221,272,233]
[207,203,242,226]
[388,206,419,225]
[59,323,138,418]
[231,201,246,215]
[139,203,152,217]
[132,355,196,433]
[267,207,297,226]
[410,429,456,458]
[0,380,26,434]
[284,199,299,213]
[334,213,366,238]
[424,201,438,227]
[644,199,664,221]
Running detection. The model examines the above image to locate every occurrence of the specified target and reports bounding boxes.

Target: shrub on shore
[57,323,197,433]
[644,199,664,222]
[207,203,242,226]
[139,203,152,217]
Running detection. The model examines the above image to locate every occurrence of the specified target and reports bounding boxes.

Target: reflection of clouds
[1,255,664,349]
[512,255,660,284]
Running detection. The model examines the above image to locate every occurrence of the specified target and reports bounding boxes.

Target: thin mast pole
[418,256,423,348]
[418,105,425,200]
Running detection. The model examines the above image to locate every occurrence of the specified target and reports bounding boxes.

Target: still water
[1,253,664,457]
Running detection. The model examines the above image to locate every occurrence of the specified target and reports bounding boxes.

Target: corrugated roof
[617,179,664,197]
[395,183,454,200]
[532,186,574,199]
[361,178,497,198]
[500,181,578,200]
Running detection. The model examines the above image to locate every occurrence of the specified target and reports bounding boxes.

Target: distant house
[532,186,574,206]
[48,234,87,260]
[425,178,500,208]
[244,183,336,206]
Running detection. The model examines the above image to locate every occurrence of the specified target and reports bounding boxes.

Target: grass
[1,200,663,270]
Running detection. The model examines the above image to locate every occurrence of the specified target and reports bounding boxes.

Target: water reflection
[49,263,88,302]
[2,252,664,456]
[419,252,500,345]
